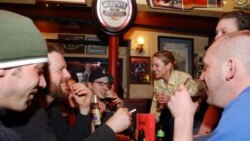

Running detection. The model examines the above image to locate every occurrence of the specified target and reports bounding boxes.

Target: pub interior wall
[42,27,208,99]
[124,28,208,99]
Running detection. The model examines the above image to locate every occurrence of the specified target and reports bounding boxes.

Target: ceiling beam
[0,3,218,36]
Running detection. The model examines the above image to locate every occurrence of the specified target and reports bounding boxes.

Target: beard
[48,82,68,99]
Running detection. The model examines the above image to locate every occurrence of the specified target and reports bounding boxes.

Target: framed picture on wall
[56,34,85,54]
[65,57,123,85]
[129,56,151,84]
[85,37,106,55]
[158,36,194,75]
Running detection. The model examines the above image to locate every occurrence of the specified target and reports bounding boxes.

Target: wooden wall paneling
[0,3,219,36]
[135,11,218,36]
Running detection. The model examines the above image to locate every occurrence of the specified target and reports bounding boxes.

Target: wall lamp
[136,37,145,54]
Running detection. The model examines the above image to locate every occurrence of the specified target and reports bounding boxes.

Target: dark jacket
[47,101,92,141]
[2,102,57,141]
[0,109,22,141]
[2,100,116,141]
[47,101,116,141]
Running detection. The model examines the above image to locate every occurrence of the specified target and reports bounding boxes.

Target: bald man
[168,30,250,141]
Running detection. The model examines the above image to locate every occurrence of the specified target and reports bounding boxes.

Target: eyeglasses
[94,81,111,87]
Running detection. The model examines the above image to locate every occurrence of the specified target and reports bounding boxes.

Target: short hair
[220,11,250,30]
[215,30,250,74]
[47,42,65,54]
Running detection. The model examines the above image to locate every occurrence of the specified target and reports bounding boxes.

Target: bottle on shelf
[156,126,165,141]
[91,94,101,127]
[138,129,146,141]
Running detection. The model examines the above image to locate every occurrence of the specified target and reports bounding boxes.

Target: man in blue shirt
[167,30,250,141]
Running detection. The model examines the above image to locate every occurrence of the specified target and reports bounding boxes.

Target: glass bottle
[91,94,101,127]
[156,126,165,141]
[138,129,146,141]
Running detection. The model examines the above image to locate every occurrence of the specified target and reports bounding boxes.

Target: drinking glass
[154,88,167,110]
[104,91,118,111]
[184,79,207,102]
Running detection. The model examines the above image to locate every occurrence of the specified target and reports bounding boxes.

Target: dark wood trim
[135,11,218,36]
[46,38,130,47]
[0,3,218,36]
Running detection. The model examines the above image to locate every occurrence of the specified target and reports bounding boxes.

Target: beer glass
[184,78,207,102]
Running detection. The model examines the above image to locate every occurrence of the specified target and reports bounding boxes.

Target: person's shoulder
[0,124,22,141]
[174,70,189,75]
[174,70,192,78]
[0,124,14,133]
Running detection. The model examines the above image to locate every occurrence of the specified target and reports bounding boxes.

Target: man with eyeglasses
[87,68,135,136]
[87,67,123,115]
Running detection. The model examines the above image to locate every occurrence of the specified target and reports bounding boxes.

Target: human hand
[71,83,93,115]
[194,124,212,138]
[156,92,170,105]
[194,132,211,138]
[98,101,106,113]
[106,91,123,109]
[167,84,199,119]
[105,108,131,133]
[112,96,123,105]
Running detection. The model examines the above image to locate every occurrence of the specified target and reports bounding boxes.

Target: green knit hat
[0,10,48,69]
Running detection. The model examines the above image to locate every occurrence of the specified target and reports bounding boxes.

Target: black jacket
[47,101,116,141]
[2,100,116,141]
[0,109,22,141]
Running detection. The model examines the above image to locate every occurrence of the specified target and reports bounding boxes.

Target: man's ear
[0,69,5,77]
[166,63,173,70]
[225,59,236,81]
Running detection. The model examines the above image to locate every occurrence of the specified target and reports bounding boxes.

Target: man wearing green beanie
[0,10,48,140]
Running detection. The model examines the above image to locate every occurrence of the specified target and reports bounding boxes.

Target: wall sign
[92,0,137,35]
[146,0,222,10]
[38,0,85,3]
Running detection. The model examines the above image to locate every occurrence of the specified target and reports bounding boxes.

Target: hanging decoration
[92,0,137,35]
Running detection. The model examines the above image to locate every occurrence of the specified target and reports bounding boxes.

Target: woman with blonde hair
[150,50,199,140]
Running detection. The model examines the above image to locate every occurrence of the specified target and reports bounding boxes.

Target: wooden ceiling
[0,1,220,37]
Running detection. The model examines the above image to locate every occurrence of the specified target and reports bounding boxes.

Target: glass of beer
[184,79,207,102]
[154,87,168,110]
[104,91,118,112]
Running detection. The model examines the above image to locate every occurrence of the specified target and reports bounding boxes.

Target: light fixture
[136,36,145,54]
